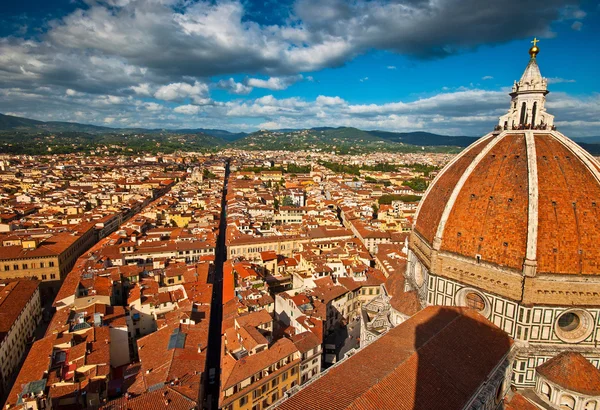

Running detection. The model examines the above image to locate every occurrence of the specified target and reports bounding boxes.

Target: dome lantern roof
[498,38,554,130]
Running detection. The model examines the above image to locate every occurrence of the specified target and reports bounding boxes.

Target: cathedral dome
[409,44,600,307]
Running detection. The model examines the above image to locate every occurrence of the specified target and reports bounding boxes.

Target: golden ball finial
[529,37,540,58]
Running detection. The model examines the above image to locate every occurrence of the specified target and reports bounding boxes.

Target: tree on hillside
[403,177,428,192]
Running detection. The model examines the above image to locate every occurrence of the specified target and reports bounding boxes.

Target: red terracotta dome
[414,130,600,276]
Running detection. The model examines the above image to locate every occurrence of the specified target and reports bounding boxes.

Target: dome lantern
[498,38,554,130]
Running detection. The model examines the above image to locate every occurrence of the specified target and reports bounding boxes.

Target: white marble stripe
[412,132,496,228]
[524,131,538,263]
[550,130,600,186]
[433,131,508,250]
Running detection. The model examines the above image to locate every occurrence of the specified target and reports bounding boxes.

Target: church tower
[498,38,555,129]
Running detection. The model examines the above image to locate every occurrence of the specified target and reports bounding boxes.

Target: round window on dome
[555,309,594,344]
[466,292,486,312]
[455,288,491,318]
[558,312,580,332]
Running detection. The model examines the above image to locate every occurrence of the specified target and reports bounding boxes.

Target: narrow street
[205,159,230,409]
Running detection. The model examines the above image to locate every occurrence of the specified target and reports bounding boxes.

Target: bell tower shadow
[411,307,513,409]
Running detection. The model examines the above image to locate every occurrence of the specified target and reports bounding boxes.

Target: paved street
[205,160,230,410]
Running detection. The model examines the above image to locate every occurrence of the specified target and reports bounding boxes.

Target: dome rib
[523,131,539,277]
[432,131,508,250]
[413,132,495,243]
[552,131,600,184]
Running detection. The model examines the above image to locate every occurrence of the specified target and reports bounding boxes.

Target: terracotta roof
[440,134,528,271]
[4,334,55,408]
[415,131,600,276]
[390,290,421,317]
[503,393,539,410]
[290,331,320,354]
[537,352,600,395]
[0,280,39,344]
[221,337,298,391]
[276,306,513,410]
[101,386,196,410]
[235,309,272,329]
[136,322,208,401]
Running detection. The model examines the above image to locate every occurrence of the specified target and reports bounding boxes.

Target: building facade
[0,280,42,398]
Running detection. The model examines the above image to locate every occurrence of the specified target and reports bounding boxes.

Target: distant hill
[369,130,477,147]
[230,127,469,154]
[1,113,599,156]
[172,129,247,141]
[0,113,245,140]
[0,113,45,129]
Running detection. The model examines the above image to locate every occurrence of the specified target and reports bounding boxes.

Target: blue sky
[0,0,599,136]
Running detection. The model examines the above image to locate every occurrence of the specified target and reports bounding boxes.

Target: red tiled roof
[537,352,600,395]
[290,331,320,354]
[101,386,196,410]
[276,306,512,410]
[503,393,538,410]
[4,334,55,408]
[0,280,39,344]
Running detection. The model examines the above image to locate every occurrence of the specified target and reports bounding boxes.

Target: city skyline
[0,0,599,136]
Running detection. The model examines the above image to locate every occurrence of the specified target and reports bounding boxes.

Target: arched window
[531,102,538,125]
[585,401,598,410]
[520,102,527,125]
[540,382,552,400]
[560,394,576,410]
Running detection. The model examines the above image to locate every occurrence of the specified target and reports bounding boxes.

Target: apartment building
[220,337,301,410]
[0,223,97,289]
[0,279,41,397]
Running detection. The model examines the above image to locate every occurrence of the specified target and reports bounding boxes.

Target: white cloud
[215,78,252,95]
[154,81,210,104]
[247,75,304,90]
[547,77,576,84]
[482,76,494,80]
[173,104,202,115]
[387,66,397,70]
[359,77,369,82]
[104,117,116,124]
[142,102,162,111]
[316,95,346,106]
[130,83,153,96]
[0,0,595,136]
[571,21,583,31]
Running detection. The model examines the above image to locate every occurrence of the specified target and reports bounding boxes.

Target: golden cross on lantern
[531,38,539,47]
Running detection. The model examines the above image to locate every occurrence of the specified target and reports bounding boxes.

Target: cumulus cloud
[174,104,203,115]
[316,95,346,106]
[215,78,252,95]
[130,83,153,96]
[154,81,210,104]
[0,0,594,135]
[547,77,576,84]
[247,75,304,90]
[0,0,583,95]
